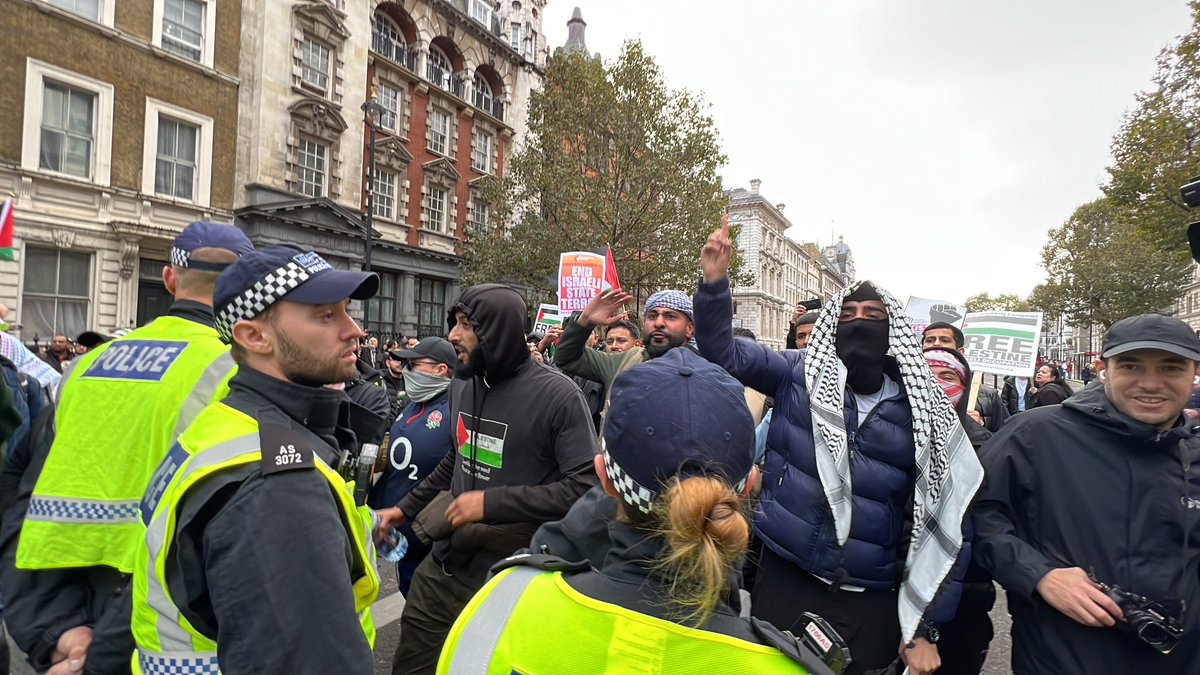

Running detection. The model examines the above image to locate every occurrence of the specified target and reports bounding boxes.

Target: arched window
[371,11,406,64]
[472,72,493,113]
[427,46,452,90]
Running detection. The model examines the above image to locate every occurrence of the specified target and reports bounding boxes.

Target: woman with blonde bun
[435,349,839,675]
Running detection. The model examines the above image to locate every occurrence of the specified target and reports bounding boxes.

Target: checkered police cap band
[602,449,658,514]
[214,261,312,343]
[170,246,191,268]
[601,447,751,515]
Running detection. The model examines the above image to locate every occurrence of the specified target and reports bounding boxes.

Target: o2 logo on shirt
[389,436,420,481]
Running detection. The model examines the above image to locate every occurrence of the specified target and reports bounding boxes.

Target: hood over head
[447,284,531,381]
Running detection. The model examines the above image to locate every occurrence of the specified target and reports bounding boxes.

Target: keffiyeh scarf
[803,280,984,641]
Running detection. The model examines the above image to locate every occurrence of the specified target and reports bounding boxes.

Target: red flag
[0,198,13,262]
[603,246,621,291]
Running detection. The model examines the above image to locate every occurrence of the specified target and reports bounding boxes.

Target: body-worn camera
[1093,577,1186,654]
[791,612,851,674]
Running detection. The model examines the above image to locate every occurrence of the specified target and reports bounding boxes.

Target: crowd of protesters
[0,219,1197,675]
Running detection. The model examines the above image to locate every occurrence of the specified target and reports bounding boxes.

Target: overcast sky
[540,1,1192,304]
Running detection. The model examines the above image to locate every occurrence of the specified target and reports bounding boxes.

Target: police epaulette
[488,552,591,577]
[259,423,316,475]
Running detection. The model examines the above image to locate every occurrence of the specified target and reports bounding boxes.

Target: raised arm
[695,219,792,395]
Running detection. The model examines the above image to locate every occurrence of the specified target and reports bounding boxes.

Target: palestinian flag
[456,413,508,469]
[962,313,1039,340]
[0,198,13,262]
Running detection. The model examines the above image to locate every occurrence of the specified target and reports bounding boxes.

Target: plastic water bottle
[377,525,409,563]
[369,511,408,563]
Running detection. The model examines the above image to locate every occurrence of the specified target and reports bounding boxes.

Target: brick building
[0,0,242,342]
[0,0,548,343]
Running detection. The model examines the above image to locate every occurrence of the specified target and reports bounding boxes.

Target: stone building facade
[727,179,850,350]
[0,0,242,343]
[235,0,547,340]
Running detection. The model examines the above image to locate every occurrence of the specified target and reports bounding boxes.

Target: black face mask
[836,319,890,393]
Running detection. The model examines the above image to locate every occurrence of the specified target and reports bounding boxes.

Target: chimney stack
[749,178,761,194]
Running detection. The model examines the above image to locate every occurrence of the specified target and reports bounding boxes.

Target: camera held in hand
[1092,575,1185,655]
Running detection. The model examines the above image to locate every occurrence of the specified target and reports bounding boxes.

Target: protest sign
[903,297,966,335]
[558,251,610,313]
[533,304,562,335]
[961,311,1043,377]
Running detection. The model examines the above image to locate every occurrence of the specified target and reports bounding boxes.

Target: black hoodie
[398,284,598,587]
[974,384,1200,673]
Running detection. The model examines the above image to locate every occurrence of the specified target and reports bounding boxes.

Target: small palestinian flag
[962,313,1039,341]
[0,198,13,262]
[455,413,508,469]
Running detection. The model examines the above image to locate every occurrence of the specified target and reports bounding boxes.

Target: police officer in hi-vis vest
[437,348,839,675]
[4,221,251,675]
[130,245,381,674]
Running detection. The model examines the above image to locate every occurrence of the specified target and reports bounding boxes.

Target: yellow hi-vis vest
[130,402,379,674]
[437,568,809,675]
[18,315,234,574]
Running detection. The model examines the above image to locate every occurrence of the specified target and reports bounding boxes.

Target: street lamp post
[361,86,385,331]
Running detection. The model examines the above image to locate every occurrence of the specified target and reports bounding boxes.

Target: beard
[455,346,488,379]
[276,331,358,387]
[644,332,687,359]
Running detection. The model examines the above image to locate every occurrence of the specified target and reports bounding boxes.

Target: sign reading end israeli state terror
[558,251,608,313]
[961,311,1043,377]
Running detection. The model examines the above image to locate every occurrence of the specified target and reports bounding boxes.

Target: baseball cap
[213,245,379,343]
[389,337,457,368]
[170,222,254,271]
[1101,313,1200,361]
[601,348,755,514]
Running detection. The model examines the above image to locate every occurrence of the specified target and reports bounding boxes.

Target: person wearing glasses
[369,337,457,596]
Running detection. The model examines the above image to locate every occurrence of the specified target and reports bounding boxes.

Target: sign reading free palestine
[961,311,1044,377]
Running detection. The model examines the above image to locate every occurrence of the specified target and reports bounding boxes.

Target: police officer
[4,221,252,674]
[436,349,836,674]
[130,245,381,673]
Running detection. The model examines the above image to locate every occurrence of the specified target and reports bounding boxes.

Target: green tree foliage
[1033,199,1191,329]
[964,292,1032,313]
[1105,1,1200,252]
[461,40,744,307]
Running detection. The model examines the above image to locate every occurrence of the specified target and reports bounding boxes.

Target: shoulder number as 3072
[275,444,304,466]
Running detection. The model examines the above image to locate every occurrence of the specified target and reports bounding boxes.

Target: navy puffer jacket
[695,278,966,624]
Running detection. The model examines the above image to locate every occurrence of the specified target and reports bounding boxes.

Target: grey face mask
[402,368,451,403]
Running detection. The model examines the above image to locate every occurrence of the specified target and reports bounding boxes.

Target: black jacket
[974,385,1009,432]
[974,384,1200,673]
[164,367,375,674]
[1001,376,1035,416]
[1029,380,1072,408]
[398,284,598,588]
